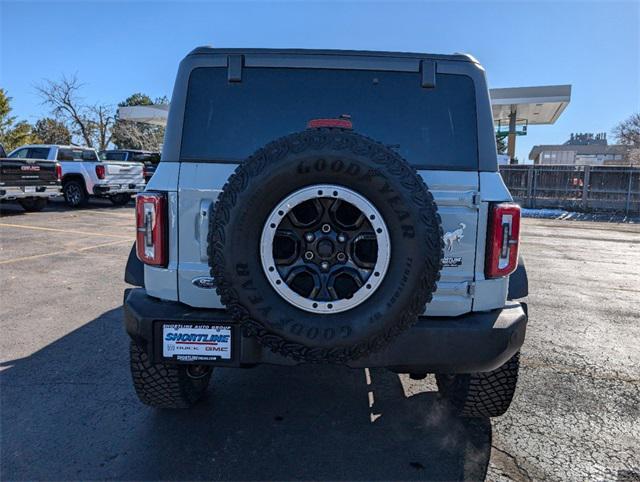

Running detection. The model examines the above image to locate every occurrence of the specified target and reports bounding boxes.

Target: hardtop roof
[187,47,477,64]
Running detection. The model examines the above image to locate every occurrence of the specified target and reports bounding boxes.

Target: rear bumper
[123,288,527,373]
[93,183,145,195]
[0,185,61,200]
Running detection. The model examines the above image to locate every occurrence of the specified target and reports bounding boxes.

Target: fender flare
[124,242,144,287]
[507,255,528,300]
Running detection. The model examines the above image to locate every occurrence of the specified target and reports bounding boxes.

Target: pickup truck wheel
[129,341,212,408]
[436,352,520,418]
[18,197,47,212]
[209,128,443,363]
[63,180,88,208]
[109,193,132,206]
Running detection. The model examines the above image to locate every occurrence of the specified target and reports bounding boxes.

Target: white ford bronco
[123,48,529,417]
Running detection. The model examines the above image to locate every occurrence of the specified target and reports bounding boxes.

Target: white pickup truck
[8,144,145,207]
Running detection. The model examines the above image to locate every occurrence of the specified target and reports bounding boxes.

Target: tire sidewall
[211,130,443,360]
[63,181,87,207]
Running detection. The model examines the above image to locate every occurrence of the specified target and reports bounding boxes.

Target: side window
[57,149,74,161]
[26,147,50,160]
[9,148,28,158]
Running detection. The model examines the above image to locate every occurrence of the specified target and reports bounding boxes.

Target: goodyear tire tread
[436,352,520,418]
[129,341,211,409]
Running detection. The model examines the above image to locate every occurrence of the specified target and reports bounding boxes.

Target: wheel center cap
[316,239,334,258]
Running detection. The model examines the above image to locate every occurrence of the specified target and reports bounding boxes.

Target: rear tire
[109,193,132,206]
[129,341,212,409]
[63,180,88,208]
[436,352,520,418]
[18,197,47,212]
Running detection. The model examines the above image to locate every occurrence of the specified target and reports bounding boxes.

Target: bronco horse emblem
[443,223,466,252]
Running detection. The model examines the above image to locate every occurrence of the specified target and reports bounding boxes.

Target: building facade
[529,133,629,165]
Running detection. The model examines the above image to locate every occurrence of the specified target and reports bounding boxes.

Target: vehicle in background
[100,149,160,183]
[0,143,62,212]
[8,145,145,207]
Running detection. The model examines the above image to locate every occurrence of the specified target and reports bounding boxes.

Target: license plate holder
[23,186,36,193]
[161,323,233,362]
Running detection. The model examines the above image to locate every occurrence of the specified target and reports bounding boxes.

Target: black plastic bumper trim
[123,288,527,373]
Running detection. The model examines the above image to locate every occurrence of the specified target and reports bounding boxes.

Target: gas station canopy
[118,104,170,126]
[490,85,572,125]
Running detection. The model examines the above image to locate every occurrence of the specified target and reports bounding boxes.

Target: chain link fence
[500,165,640,215]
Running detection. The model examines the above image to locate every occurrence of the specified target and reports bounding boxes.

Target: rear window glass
[181,67,478,169]
[131,152,160,163]
[100,151,127,161]
[57,148,98,161]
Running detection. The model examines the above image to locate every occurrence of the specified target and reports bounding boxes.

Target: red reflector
[307,118,353,130]
[136,193,167,267]
[55,163,62,181]
[95,164,106,179]
[485,203,521,278]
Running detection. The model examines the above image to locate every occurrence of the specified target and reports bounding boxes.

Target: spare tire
[209,128,443,363]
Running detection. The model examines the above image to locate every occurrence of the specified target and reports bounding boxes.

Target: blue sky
[1,0,638,160]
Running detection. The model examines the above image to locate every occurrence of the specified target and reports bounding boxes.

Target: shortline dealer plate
[163,323,232,361]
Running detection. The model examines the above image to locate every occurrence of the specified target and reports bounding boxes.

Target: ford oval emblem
[192,276,216,289]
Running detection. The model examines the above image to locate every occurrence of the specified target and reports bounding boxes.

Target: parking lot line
[0,222,131,239]
[0,239,132,265]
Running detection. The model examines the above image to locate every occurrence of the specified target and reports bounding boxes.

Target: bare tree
[111,120,164,151]
[90,104,114,151]
[613,113,640,147]
[36,74,114,150]
[613,113,640,166]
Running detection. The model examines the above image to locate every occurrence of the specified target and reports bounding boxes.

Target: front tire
[129,341,212,409]
[109,193,132,206]
[436,352,520,418]
[63,180,88,208]
[18,197,47,212]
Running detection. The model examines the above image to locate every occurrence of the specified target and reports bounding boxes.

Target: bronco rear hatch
[170,52,488,317]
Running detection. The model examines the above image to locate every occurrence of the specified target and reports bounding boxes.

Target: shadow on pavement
[1,307,491,481]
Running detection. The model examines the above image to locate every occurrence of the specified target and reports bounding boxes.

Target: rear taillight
[95,164,106,179]
[485,203,521,278]
[55,163,62,181]
[136,193,167,267]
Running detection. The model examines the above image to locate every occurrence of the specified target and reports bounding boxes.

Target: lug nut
[337,252,346,262]
[320,261,330,271]
[304,251,314,260]
[321,224,331,233]
[305,232,315,242]
[337,234,347,243]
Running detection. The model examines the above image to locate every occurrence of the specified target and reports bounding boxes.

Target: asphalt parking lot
[1,199,639,481]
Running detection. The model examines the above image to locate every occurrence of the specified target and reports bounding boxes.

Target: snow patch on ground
[521,208,638,223]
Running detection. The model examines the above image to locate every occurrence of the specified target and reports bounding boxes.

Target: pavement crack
[491,444,533,482]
